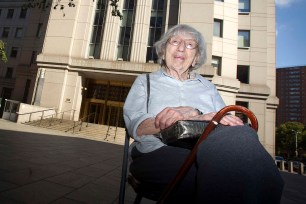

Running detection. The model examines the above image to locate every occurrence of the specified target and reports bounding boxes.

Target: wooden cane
[157,105,258,204]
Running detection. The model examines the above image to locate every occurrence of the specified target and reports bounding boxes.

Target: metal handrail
[17,108,76,127]
[65,112,96,133]
[40,109,76,126]
[17,108,55,123]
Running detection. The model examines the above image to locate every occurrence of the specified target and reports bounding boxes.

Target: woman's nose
[177,41,186,51]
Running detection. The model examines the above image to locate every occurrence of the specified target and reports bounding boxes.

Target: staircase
[24,118,126,145]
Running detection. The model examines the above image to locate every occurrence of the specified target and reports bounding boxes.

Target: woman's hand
[136,109,244,137]
[155,106,199,130]
[201,112,244,126]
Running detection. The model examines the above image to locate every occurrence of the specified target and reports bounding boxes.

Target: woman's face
[164,33,198,74]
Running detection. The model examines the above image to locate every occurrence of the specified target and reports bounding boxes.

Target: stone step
[25,118,126,145]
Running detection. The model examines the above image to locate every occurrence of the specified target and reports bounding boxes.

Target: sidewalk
[0,119,305,204]
[0,119,150,204]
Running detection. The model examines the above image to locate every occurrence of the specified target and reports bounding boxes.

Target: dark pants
[130,125,284,204]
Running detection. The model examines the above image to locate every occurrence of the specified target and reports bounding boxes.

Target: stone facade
[0,0,278,155]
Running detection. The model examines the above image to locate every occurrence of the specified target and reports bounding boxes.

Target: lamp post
[291,130,299,157]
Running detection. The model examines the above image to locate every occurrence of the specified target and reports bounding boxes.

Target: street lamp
[291,130,300,157]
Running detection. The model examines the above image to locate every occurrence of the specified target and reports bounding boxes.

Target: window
[213,19,223,37]
[89,0,107,59]
[1,87,13,101]
[238,30,250,47]
[36,23,43,37]
[15,27,23,38]
[117,0,135,61]
[5,67,13,78]
[2,27,10,38]
[19,8,27,18]
[212,56,222,76]
[147,0,165,62]
[7,9,14,19]
[237,65,249,84]
[30,51,37,64]
[235,101,249,123]
[10,47,18,58]
[239,0,250,12]
[22,79,31,103]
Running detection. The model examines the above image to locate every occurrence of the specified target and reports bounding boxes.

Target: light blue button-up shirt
[123,69,226,153]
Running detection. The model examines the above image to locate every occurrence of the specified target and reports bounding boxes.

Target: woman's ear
[192,54,199,67]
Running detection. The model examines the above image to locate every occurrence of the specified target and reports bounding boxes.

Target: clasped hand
[155,106,244,130]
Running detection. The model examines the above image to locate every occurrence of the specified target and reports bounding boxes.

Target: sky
[276,0,306,68]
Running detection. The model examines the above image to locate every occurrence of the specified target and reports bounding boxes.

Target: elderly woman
[124,24,283,203]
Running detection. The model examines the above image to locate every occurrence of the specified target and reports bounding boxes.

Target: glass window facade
[237,65,250,84]
[146,0,165,62]
[239,0,250,12]
[212,56,222,76]
[19,8,27,18]
[117,0,135,61]
[10,47,18,58]
[2,27,10,38]
[7,9,14,19]
[15,27,23,38]
[238,30,250,47]
[36,23,43,37]
[235,101,249,123]
[213,19,223,37]
[5,67,13,78]
[89,0,107,59]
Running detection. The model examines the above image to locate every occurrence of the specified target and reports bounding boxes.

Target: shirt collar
[158,67,210,87]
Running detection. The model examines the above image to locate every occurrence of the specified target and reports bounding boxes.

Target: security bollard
[288,161,293,173]
[298,163,304,175]
[280,161,285,171]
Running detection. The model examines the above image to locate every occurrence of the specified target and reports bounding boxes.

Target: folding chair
[119,105,258,204]
[119,129,159,204]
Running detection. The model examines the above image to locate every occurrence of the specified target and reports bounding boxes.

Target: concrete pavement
[0,119,150,204]
[0,119,305,204]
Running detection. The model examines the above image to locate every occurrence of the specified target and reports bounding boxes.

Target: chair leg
[119,131,130,204]
[134,194,143,204]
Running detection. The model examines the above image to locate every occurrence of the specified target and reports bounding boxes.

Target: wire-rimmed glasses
[168,37,198,50]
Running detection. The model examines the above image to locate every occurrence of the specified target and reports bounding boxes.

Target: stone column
[100,0,123,60]
[129,0,152,63]
[33,68,46,106]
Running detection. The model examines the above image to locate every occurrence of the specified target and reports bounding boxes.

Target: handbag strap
[146,73,150,113]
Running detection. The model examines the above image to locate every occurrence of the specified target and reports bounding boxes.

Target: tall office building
[0,0,278,155]
[276,66,306,127]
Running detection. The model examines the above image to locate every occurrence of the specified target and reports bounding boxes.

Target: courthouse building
[0,0,278,155]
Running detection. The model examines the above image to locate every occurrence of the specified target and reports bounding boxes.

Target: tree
[275,122,306,158]
[24,0,122,18]
[0,40,8,63]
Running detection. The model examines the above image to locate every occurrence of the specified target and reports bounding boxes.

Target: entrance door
[88,102,101,124]
[103,103,123,127]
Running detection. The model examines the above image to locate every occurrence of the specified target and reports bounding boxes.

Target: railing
[42,109,76,126]
[275,160,305,175]
[65,112,96,133]
[17,108,55,123]
[18,109,76,127]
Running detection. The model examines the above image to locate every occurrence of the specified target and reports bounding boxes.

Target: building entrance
[81,79,131,128]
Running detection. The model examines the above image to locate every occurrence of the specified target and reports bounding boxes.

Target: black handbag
[146,74,209,149]
[160,120,209,144]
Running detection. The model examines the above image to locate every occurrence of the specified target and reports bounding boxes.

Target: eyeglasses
[168,37,198,50]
